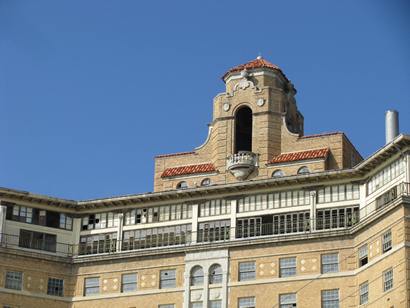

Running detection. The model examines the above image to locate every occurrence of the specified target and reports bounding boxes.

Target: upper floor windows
[359,281,369,305]
[272,169,285,178]
[383,268,393,292]
[201,178,211,186]
[279,293,297,308]
[297,166,310,175]
[279,257,297,277]
[190,266,204,286]
[79,233,117,255]
[81,212,118,230]
[121,273,137,292]
[382,230,392,253]
[5,203,72,230]
[321,289,339,308]
[5,271,22,290]
[160,269,176,289]
[124,204,192,225]
[321,253,339,273]
[19,229,56,253]
[367,157,405,195]
[209,264,222,284]
[47,278,64,297]
[316,206,359,230]
[197,220,230,243]
[84,277,99,296]
[199,199,231,217]
[317,184,360,204]
[176,181,188,189]
[238,261,256,281]
[358,244,368,267]
[238,297,256,308]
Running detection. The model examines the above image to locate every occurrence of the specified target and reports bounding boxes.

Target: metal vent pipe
[385,110,399,144]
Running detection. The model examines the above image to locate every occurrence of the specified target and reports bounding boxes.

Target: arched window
[190,266,204,286]
[297,166,310,175]
[234,106,253,153]
[176,181,188,189]
[201,178,211,187]
[272,170,285,178]
[209,264,222,284]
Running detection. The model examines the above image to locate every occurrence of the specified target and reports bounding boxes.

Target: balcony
[226,151,258,180]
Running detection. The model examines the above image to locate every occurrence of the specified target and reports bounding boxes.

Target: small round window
[297,166,310,175]
[201,178,211,186]
[176,181,188,189]
[272,170,284,178]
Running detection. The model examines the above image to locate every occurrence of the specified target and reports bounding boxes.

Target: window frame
[321,289,339,308]
[383,268,393,292]
[359,281,368,305]
[238,296,256,308]
[160,269,176,289]
[279,292,297,308]
[5,271,23,291]
[84,277,100,296]
[279,257,297,278]
[47,277,64,297]
[321,253,339,274]
[121,273,137,292]
[358,244,368,267]
[382,230,392,253]
[238,261,256,281]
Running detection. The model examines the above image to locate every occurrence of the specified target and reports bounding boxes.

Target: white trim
[195,125,213,150]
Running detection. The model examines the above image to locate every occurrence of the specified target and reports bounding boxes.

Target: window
[19,229,56,253]
[81,212,118,230]
[238,261,256,281]
[280,257,297,277]
[199,199,231,217]
[209,300,221,308]
[317,184,360,203]
[316,206,359,230]
[79,233,117,255]
[121,273,137,292]
[238,297,255,308]
[280,293,297,308]
[47,278,64,297]
[321,253,339,273]
[84,277,99,296]
[190,266,204,286]
[382,230,392,253]
[197,220,230,242]
[367,157,405,195]
[359,281,368,304]
[209,264,222,284]
[383,268,393,292]
[201,178,211,186]
[297,166,310,175]
[158,305,175,308]
[190,303,203,308]
[272,170,285,177]
[358,244,368,267]
[125,204,192,225]
[234,106,253,153]
[321,289,339,308]
[5,271,22,290]
[176,181,188,189]
[160,270,176,288]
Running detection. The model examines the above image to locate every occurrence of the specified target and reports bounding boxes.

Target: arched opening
[190,266,204,286]
[272,169,285,178]
[176,181,188,189]
[297,166,310,175]
[234,106,253,153]
[209,264,222,284]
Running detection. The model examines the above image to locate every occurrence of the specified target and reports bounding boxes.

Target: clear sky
[0,0,409,200]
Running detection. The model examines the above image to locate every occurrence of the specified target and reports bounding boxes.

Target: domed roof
[222,56,285,81]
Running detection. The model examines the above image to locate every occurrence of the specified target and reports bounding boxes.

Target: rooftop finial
[257,53,262,60]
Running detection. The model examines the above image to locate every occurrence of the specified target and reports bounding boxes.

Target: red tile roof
[269,148,330,164]
[222,57,284,80]
[155,151,196,159]
[161,163,217,178]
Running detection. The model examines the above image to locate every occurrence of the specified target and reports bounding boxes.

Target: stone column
[309,191,316,232]
[229,199,237,240]
[116,213,124,252]
[0,203,7,244]
[191,204,199,244]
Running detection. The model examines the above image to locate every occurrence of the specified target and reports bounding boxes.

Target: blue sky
[0,0,409,200]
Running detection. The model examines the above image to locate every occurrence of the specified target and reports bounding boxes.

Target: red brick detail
[222,57,284,80]
[300,132,343,139]
[161,163,216,178]
[269,148,330,164]
[155,151,196,158]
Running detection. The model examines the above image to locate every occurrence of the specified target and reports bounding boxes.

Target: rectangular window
[47,278,64,297]
[5,271,22,290]
[238,261,256,281]
[84,277,99,296]
[321,253,339,273]
[191,303,203,308]
[238,297,256,308]
[19,229,56,253]
[197,220,230,243]
[383,268,393,292]
[280,293,297,308]
[280,257,297,278]
[359,281,368,305]
[158,305,175,308]
[160,270,176,289]
[209,300,222,308]
[358,244,368,267]
[321,289,339,308]
[79,232,117,255]
[382,230,392,253]
[121,273,137,292]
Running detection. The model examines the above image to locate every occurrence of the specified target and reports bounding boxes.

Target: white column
[183,265,191,308]
[309,191,316,232]
[230,199,237,239]
[191,204,199,244]
[0,204,7,244]
[71,218,82,256]
[359,183,368,218]
[202,265,209,306]
[406,153,410,183]
[116,213,124,252]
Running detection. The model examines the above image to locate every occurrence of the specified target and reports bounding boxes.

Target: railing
[0,233,73,257]
[226,151,258,170]
[375,182,410,210]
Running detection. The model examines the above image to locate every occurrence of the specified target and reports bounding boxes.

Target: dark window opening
[234,106,253,153]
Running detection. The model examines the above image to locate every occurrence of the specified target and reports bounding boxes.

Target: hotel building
[1,57,409,308]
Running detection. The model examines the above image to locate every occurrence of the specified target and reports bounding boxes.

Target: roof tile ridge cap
[273,147,330,156]
[155,151,196,158]
[164,162,215,169]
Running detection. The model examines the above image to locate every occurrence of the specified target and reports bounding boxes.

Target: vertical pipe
[385,110,399,143]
